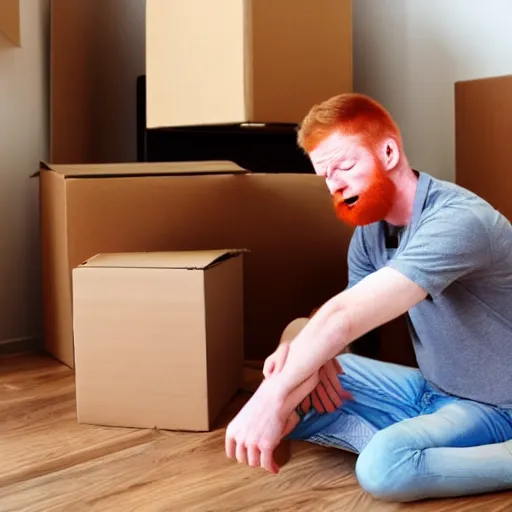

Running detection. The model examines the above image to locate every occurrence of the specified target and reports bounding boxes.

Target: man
[225,93,512,502]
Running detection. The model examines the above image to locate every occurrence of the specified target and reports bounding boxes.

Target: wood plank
[0,353,157,488]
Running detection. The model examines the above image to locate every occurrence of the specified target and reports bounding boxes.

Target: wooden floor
[0,353,511,512]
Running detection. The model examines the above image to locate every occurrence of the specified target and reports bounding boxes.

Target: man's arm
[272,266,428,398]
[344,227,382,359]
[225,266,427,474]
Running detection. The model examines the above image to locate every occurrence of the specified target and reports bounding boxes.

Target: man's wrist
[259,374,294,419]
[268,370,290,397]
[269,370,296,407]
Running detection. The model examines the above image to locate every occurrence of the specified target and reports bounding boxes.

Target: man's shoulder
[350,171,511,262]
[423,172,484,210]
[419,172,509,233]
[411,172,511,271]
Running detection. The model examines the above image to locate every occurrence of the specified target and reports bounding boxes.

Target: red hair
[297,93,403,153]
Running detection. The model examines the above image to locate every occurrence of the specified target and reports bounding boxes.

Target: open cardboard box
[72,249,246,431]
[37,160,354,369]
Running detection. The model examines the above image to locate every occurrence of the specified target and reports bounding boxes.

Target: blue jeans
[287,353,512,502]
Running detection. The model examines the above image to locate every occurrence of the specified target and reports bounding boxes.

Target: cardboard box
[72,249,245,431]
[49,0,146,164]
[455,74,512,221]
[146,0,353,128]
[37,160,353,368]
[0,0,20,46]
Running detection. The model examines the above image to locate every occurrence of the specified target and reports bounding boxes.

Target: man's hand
[299,357,352,414]
[225,372,319,474]
[262,341,290,377]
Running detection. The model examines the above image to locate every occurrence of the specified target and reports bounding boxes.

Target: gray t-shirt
[347,171,512,407]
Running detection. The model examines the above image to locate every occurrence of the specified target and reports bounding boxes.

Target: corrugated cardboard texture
[455,74,512,221]
[0,0,20,46]
[39,163,353,368]
[146,0,352,127]
[72,251,244,431]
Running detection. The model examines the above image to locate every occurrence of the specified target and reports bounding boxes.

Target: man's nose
[326,176,346,195]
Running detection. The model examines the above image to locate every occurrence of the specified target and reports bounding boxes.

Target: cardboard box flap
[79,249,246,270]
[35,160,248,178]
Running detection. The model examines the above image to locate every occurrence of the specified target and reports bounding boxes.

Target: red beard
[332,162,396,227]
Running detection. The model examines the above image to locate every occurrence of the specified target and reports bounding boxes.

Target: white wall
[0,0,49,346]
[353,0,512,182]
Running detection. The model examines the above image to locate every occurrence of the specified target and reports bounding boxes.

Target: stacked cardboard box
[49,0,352,164]
[146,0,353,128]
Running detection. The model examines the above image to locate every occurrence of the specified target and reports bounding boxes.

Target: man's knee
[355,428,421,502]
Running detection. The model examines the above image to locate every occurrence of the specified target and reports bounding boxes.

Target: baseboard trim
[0,336,42,356]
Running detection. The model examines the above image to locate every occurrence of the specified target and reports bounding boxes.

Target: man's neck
[385,166,419,226]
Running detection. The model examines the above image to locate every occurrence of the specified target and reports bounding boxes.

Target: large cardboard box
[49,0,146,164]
[38,160,353,369]
[455,74,512,221]
[146,0,353,128]
[72,249,245,431]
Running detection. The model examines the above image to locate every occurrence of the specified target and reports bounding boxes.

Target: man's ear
[380,138,400,171]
